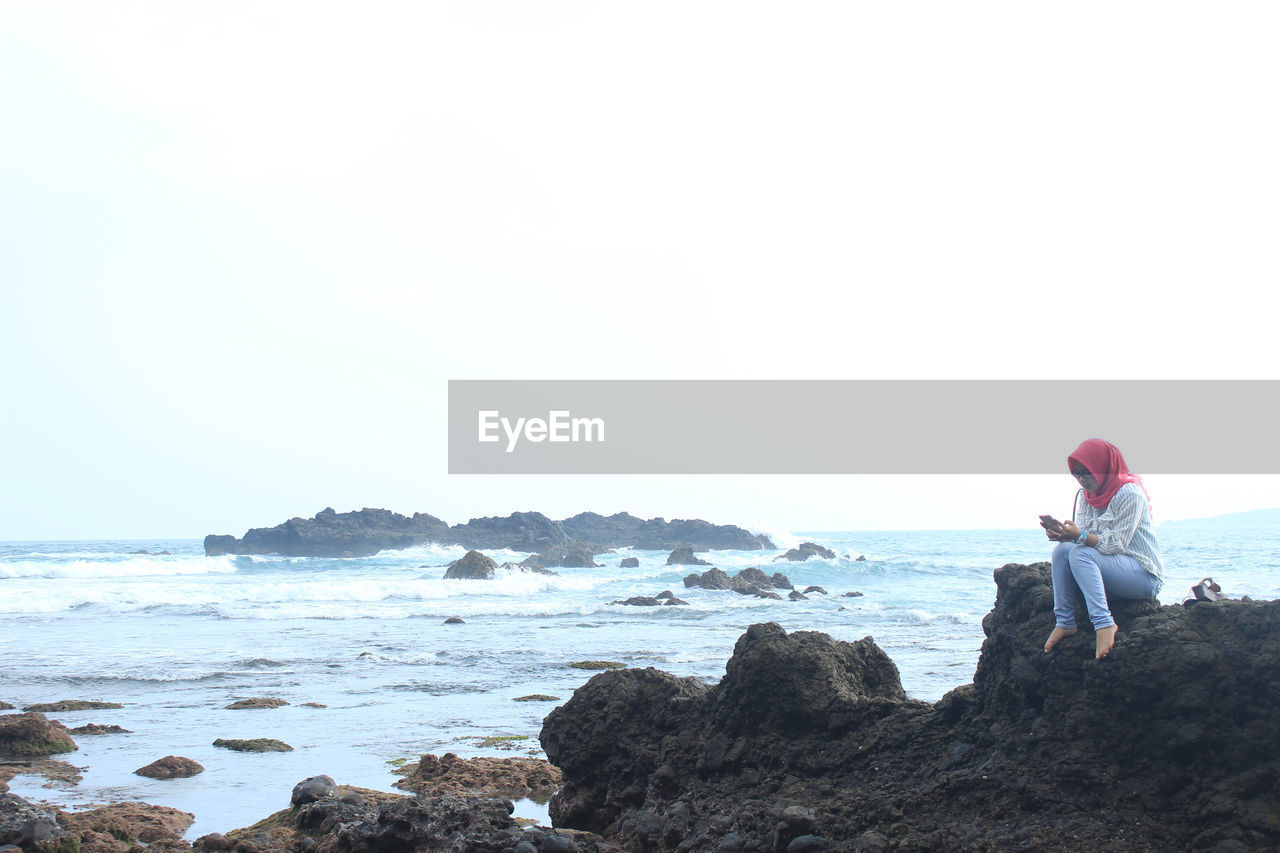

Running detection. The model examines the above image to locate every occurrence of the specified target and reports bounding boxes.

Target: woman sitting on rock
[1040,438,1164,659]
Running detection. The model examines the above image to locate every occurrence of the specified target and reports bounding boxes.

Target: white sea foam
[0,555,238,580]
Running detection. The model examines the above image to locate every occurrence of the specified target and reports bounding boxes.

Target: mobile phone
[1038,514,1057,526]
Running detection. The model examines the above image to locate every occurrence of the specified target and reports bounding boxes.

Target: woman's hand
[1055,521,1081,542]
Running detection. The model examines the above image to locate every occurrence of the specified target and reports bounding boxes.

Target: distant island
[205,507,775,559]
[1162,507,1280,527]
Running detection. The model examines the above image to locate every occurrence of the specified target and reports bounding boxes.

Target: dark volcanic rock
[771,572,794,589]
[450,511,570,551]
[0,793,65,848]
[443,550,498,579]
[215,780,612,853]
[291,775,336,806]
[205,507,450,557]
[776,542,837,561]
[540,563,1280,851]
[561,512,773,551]
[0,713,77,756]
[683,567,730,589]
[612,597,663,607]
[666,547,711,566]
[520,543,603,569]
[207,507,771,557]
[619,556,640,568]
[135,755,204,779]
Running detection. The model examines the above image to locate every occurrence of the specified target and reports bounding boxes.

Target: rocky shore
[204,509,773,558]
[539,562,1280,851]
[6,561,1276,852]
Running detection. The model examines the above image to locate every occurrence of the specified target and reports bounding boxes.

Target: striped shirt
[1073,483,1164,580]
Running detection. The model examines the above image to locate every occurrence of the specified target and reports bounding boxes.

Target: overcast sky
[2,3,1278,540]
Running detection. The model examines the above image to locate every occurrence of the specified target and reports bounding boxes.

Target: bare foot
[1044,626,1078,653]
[1095,625,1118,659]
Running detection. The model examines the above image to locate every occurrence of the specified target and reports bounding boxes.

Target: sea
[2,525,1277,839]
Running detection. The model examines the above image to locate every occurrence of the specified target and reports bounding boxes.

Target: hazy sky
[2,3,1278,540]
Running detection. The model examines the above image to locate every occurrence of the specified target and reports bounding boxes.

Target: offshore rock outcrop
[206,508,772,557]
[205,507,450,558]
[540,562,1280,851]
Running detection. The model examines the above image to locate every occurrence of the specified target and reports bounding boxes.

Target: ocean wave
[0,555,238,580]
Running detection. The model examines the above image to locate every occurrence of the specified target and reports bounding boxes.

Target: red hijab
[1068,439,1151,512]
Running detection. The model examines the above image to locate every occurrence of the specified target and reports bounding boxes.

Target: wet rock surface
[667,547,712,567]
[540,562,1280,851]
[69,724,130,735]
[135,756,205,779]
[0,713,78,757]
[224,698,289,710]
[0,794,192,853]
[520,544,605,569]
[212,738,293,753]
[201,782,620,853]
[21,700,123,713]
[776,542,837,561]
[392,752,561,799]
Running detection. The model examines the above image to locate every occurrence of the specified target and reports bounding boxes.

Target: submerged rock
[135,755,204,779]
[225,697,289,710]
[620,557,640,568]
[70,723,131,735]
[22,700,123,712]
[213,738,293,752]
[612,597,663,607]
[539,562,1280,851]
[0,713,77,756]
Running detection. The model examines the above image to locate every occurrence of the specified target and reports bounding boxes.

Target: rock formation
[539,562,1280,851]
[193,782,615,853]
[206,508,772,557]
[443,550,500,579]
[519,543,604,569]
[392,752,561,799]
[225,698,289,710]
[684,567,795,598]
[776,542,837,561]
[0,713,77,756]
[205,507,451,558]
[1,795,193,852]
[212,738,292,752]
[135,756,204,779]
[667,547,711,567]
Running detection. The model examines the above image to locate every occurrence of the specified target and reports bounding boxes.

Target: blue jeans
[1051,541,1161,630]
